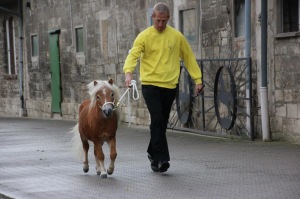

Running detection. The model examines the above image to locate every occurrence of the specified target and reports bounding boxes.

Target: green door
[49,30,61,113]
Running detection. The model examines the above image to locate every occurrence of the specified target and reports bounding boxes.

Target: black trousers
[142,85,177,162]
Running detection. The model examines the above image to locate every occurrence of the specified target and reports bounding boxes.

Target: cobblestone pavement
[0,117,300,199]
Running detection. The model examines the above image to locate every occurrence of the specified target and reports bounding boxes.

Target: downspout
[261,0,270,141]
[245,0,253,139]
[18,0,24,116]
[6,20,12,74]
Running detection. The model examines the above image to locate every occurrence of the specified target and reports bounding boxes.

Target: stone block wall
[269,36,300,142]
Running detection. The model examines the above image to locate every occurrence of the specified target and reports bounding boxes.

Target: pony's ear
[93,81,98,86]
[108,78,114,85]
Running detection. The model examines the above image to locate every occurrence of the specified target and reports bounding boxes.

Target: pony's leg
[94,148,101,175]
[82,140,89,173]
[94,142,107,178]
[107,137,117,175]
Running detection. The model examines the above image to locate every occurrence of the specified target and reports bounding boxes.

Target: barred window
[281,0,300,33]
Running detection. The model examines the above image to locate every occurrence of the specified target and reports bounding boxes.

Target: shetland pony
[71,79,120,178]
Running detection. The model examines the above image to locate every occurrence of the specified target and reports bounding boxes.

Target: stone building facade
[0,0,299,143]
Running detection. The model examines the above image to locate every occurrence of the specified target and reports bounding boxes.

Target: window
[31,35,38,57]
[75,27,84,53]
[234,0,245,38]
[147,8,153,26]
[5,17,16,75]
[179,8,197,44]
[281,0,299,33]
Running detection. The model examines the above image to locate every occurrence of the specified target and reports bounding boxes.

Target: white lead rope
[115,80,139,109]
[114,80,139,125]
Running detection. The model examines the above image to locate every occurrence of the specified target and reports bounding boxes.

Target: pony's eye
[111,92,114,97]
[97,95,100,100]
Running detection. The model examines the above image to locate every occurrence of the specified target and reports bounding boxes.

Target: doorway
[49,30,61,114]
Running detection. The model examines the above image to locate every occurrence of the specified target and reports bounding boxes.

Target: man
[123,2,204,173]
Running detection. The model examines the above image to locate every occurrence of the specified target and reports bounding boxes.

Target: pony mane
[87,80,121,121]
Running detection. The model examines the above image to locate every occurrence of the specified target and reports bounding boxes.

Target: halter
[96,80,139,112]
[98,99,116,110]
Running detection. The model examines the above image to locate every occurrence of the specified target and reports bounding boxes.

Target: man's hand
[195,84,205,96]
[125,73,133,87]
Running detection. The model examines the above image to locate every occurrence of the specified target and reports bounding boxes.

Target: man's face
[152,11,169,32]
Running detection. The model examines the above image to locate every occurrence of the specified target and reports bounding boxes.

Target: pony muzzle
[100,102,115,117]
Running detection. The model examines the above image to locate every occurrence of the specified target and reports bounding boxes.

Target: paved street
[0,117,300,199]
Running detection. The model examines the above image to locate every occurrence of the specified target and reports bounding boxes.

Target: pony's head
[87,79,120,118]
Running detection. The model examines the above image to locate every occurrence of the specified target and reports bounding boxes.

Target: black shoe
[151,162,159,172]
[158,161,170,173]
[148,154,159,172]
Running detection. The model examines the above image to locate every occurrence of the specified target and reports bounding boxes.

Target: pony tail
[69,123,84,161]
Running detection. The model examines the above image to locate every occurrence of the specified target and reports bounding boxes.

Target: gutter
[245,0,253,139]
[260,0,270,141]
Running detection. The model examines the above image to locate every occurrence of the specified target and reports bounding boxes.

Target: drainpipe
[261,0,270,141]
[18,0,24,116]
[6,20,12,74]
[245,0,253,139]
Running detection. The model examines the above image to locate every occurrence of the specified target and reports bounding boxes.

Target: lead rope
[114,80,139,125]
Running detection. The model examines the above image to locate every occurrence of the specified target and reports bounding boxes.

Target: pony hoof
[97,171,101,175]
[83,165,89,173]
[83,168,89,173]
[107,169,114,175]
[100,173,107,179]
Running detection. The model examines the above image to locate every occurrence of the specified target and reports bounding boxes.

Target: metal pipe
[245,0,253,139]
[6,20,12,75]
[18,0,24,116]
[12,19,17,74]
[261,0,270,141]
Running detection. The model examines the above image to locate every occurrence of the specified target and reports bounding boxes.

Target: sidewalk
[0,117,299,199]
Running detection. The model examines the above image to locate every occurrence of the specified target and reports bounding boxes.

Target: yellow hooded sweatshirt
[123,25,202,89]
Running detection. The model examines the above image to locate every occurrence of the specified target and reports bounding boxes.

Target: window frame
[75,26,84,53]
[31,34,39,57]
[234,0,246,38]
[276,0,300,37]
[178,3,199,46]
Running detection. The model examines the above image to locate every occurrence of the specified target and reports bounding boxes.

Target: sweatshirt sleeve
[179,35,202,84]
[123,34,144,74]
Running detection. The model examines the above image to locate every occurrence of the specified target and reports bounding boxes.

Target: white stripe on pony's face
[102,88,107,95]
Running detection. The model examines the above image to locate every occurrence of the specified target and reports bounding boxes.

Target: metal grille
[168,58,253,139]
